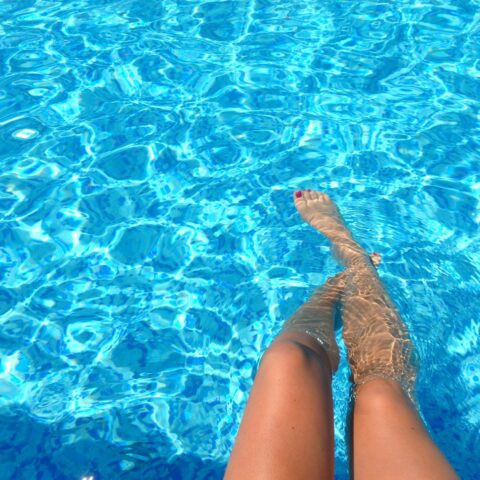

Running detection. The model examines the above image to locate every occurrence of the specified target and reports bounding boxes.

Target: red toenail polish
[295,191,302,198]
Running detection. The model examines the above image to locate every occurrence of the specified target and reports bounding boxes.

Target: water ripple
[0,0,479,478]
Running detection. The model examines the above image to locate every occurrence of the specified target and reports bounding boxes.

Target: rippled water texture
[0,0,479,478]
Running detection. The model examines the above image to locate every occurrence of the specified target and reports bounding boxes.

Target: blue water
[0,0,479,478]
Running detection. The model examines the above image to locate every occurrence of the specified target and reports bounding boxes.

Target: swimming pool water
[0,0,479,478]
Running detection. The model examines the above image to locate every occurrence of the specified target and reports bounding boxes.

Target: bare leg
[224,332,334,480]
[293,189,458,480]
[281,252,380,373]
[225,268,349,480]
[353,379,458,480]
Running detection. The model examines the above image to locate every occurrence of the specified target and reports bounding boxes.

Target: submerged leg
[282,253,381,373]
[341,254,457,479]
[293,189,458,480]
[281,271,345,372]
[225,269,349,480]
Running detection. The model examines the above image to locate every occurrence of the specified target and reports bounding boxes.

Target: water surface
[0,0,479,478]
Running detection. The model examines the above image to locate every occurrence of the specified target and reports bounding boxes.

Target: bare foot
[294,190,370,266]
[293,190,350,241]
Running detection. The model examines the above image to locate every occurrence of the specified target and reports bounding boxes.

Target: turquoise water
[0,0,479,478]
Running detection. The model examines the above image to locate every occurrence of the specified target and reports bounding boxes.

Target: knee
[355,378,407,413]
[261,339,328,376]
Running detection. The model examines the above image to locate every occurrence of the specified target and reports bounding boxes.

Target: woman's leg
[225,269,347,480]
[342,258,458,479]
[225,332,334,480]
[353,379,458,480]
[293,189,458,480]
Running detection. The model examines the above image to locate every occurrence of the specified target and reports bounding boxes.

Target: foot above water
[293,190,351,241]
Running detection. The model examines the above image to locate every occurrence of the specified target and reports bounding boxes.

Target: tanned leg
[293,189,458,480]
[225,266,350,480]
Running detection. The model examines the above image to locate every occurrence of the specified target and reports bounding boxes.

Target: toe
[370,252,382,267]
[318,191,331,203]
[293,190,306,206]
[308,190,322,202]
[302,190,312,202]
[317,191,334,205]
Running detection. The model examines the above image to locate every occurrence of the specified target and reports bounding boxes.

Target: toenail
[295,191,302,198]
